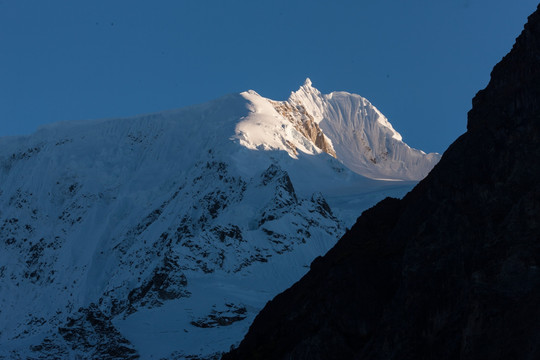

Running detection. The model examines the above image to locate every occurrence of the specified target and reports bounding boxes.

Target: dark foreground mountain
[224,5,540,360]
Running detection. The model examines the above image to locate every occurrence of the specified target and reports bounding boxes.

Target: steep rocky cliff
[224,5,540,360]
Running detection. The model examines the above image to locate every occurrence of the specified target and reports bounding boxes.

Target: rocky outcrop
[269,100,337,158]
[33,304,139,359]
[224,5,540,360]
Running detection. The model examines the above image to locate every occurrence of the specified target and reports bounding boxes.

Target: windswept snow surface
[0,81,434,359]
[288,78,440,180]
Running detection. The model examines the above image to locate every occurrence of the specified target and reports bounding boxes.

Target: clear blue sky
[1,0,538,153]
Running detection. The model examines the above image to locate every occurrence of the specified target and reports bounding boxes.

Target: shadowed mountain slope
[0,76,432,357]
[224,4,540,360]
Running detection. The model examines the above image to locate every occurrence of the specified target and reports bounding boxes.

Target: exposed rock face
[33,304,139,359]
[224,5,540,360]
[269,100,338,158]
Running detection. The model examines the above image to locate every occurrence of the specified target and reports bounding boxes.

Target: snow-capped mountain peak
[287,78,327,124]
[0,80,437,359]
[233,90,327,160]
[272,79,440,180]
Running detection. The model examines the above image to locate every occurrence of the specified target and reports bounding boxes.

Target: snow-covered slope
[285,78,440,180]
[0,82,434,359]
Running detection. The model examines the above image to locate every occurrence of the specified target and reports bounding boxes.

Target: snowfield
[0,80,438,359]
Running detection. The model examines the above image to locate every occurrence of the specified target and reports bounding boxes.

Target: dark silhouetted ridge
[224,4,540,360]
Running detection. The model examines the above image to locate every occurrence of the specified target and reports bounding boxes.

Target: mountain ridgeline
[0,77,436,357]
[224,5,540,360]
